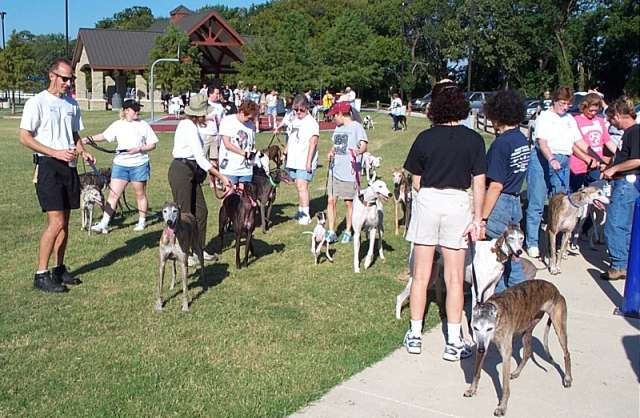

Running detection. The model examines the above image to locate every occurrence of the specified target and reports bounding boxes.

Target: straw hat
[184,95,209,117]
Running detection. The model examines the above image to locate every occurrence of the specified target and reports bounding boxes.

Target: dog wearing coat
[157,202,205,312]
[352,179,390,273]
[464,280,572,416]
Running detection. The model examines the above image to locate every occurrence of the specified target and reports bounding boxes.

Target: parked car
[568,91,588,115]
[524,99,539,121]
[465,91,494,111]
[410,93,431,111]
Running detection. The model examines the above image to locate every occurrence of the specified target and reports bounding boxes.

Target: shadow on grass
[71,229,162,276]
[210,231,285,269]
[264,202,295,229]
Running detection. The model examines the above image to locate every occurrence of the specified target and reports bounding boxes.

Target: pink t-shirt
[569,114,610,174]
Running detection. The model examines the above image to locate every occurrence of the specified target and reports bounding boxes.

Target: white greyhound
[352,179,390,273]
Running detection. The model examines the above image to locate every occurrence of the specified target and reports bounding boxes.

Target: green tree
[147,25,202,95]
[0,31,35,113]
[96,6,154,30]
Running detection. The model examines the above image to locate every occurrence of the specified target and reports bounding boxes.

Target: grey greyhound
[157,202,205,312]
[464,280,572,416]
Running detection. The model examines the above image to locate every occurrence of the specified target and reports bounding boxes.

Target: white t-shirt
[284,114,320,171]
[20,90,84,156]
[266,94,278,108]
[103,119,159,167]
[172,119,212,172]
[199,101,225,136]
[535,110,581,155]
[218,114,256,176]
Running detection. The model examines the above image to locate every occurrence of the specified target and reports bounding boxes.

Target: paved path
[292,250,640,418]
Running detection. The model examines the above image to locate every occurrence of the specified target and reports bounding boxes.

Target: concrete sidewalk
[292,251,640,418]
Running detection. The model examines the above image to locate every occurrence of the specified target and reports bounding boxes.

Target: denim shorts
[112,162,150,182]
[227,174,252,184]
[267,106,277,116]
[287,168,315,182]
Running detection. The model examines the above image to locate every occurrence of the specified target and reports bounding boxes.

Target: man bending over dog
[479,90,531,292]
[19,58,95,293]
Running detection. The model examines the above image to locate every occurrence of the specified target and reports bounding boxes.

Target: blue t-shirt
[486,128,530,195]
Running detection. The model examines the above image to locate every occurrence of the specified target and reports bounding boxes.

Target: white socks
[447,323,462,344]
[302,206,309,217]
[410,319,422,337]
[137,217,145,226]
[99,213,111,227]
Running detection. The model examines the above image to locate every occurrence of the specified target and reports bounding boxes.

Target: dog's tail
[543,316,553,360]
[301,231,314,235]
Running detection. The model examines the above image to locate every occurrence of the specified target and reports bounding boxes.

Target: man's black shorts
[35,157,80,212]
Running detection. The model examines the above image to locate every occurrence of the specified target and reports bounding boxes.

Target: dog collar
[358,194,376,207]
[567,193,581,208]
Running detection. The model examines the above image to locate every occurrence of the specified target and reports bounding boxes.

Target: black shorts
[35,157,80,212]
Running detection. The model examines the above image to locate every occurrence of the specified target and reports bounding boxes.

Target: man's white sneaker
[403,329,422,354]
[442,341,472,361]
[90,223,108,234]
[298,214,311,225]
[187,255,201,268]
[527,247,539,258]
[203,251,218,262]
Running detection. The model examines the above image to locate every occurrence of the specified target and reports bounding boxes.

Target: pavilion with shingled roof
[71,5,245,111]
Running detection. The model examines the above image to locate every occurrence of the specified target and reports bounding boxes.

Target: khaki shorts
[203,134,220,160]
[327,178,357,200]
[406,187,471,249]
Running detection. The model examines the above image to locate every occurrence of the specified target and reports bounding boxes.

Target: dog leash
[85,136,117,154]
[468,232,481,303]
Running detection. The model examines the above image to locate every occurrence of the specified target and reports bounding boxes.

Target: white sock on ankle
[447,323,461,344]
[410,320,422,337]
[100,213,111,226]
[302,206,309,217]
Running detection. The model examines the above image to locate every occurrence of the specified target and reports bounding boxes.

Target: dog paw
[510,371,521,380]
[463,388,476,398]
[364,256,372,269]
[181,302,189,312]
[563,376,572,388]
[354,267,361,273]
[379,253,385,260]
[493,407,506,416]
[155,300,163,312]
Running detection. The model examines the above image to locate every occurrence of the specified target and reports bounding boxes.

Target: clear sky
[0,1,268,37]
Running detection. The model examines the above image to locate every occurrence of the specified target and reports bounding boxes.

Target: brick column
[90,70,106,110]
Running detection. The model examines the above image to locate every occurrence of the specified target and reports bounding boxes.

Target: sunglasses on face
[293,107,307,113]
[53,72,75,83]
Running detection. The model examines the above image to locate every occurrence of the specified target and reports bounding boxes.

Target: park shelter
[71,5,246,111]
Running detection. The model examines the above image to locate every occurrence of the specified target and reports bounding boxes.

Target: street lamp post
[0,11,7,49]
[65,0,69,57]
[150,57,179,121]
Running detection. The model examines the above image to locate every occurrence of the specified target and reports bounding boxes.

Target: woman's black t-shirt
[403,125,487,190]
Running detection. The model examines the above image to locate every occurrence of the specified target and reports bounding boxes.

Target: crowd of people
[18,56,640,373]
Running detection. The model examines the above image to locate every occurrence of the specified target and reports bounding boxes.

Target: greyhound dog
[218,190,257,269]
[80,185,103,235]
[352,179,390,273]
[361,152,382,185]
[263,144,283,170]
[303,211,333,265]
[157,202,205,312]
[395,224,537,319]
[464,280,572,416]
[248,151,277,233]
[391,169,412,236]
[547,186,609,274]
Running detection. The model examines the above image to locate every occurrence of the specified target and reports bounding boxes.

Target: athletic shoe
[133,221,146,231]
[293,211,303,220]
[599,268,626,281]
[442,341,473,361]
[325,230,338,243]
[187,255,201,268]
[298,214,311,225]
[527,247,539,258]
[403,329,422,354]
[51,265,81,285]
[34,271,68,293]
[203,251,218,262]
[339,231,352,244]
[90,222,109,234]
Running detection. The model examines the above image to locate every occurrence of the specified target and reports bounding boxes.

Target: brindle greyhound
[392,169,412,236]
[218,190,257,269]
[157,202,205,312]
[464,280,572,416]
[547,186,609,275]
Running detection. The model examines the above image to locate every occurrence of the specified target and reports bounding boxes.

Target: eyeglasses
[293,107,307,113]
[53,72,75,83]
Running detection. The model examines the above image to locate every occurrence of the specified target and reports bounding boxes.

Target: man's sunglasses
[53,72,75,83]
[293,107,307,112]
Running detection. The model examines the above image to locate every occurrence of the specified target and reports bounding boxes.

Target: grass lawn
[0,110,465,417]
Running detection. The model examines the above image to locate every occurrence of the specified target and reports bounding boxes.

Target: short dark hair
[552,86,572,102]
[207,85,220,96]
[49,58,72,73]
[238,100,258,116]
[483,90,525,126]
[611,96,637,119]
[427,82,469,124]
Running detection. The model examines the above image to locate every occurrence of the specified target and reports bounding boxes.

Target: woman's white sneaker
[442,340,472,361]
[403,330,422,354]
[90,222,109,234]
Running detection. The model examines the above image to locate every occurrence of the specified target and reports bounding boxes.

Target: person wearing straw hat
[169,95,230,267]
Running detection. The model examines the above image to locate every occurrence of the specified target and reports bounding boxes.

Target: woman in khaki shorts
[402,81,487,361]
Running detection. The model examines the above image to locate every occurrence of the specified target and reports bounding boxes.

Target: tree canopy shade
[95,6,155,31]
[0,31,35,113]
